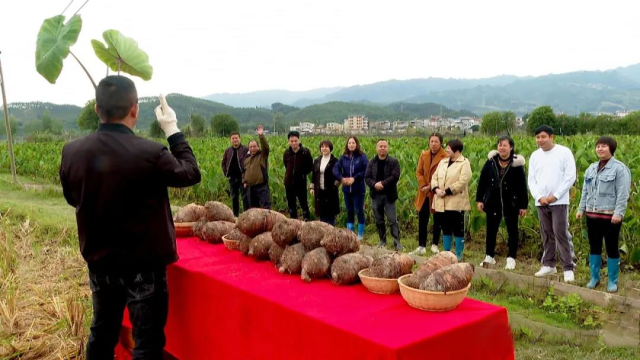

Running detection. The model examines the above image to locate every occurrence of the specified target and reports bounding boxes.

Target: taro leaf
[35,15,82,84]
[91,30,153,80]
[629,247,640,265]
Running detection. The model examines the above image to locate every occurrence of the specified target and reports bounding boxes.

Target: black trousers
[86,268,168,360]
[418,197,441,247]
[485,208,520,258]
[286,181,310,220]
[586,216,621,258]
[435,210,465,238]
[248,182,271,209]
[228,177,249,217]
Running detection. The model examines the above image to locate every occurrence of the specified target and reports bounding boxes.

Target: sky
[2,0,640,106]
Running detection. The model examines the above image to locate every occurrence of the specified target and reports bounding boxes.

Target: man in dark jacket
[365,139,402,251]
[221,132,249,216]
[59,76,201,358]
[283,131,314,220]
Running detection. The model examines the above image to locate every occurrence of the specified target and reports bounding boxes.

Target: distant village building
[343,115,369,132]
[615,110,632,118]
[325,122,343,133]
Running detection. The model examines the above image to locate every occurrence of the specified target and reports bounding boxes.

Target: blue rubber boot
[347,222,354,232]
[607,258,619,293]
[443,235,453,252]
[455,236,465,261]
[586,254,601,289]
[357,224,365,241]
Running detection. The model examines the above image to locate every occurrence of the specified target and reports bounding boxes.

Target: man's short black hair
[429,132,443,144]
[534,125,554,136]
[377,138,388,144]
[447,139,464,153]
[288,131,300,139]
[230,132,240,138]
[596,136,618,156]
[95,76,138,122]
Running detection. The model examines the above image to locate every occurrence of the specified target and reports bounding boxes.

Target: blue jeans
[86,268,169,360]
[344,191,365,225]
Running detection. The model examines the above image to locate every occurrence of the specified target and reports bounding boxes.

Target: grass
[0,172,638,359]
[0,174,88,359]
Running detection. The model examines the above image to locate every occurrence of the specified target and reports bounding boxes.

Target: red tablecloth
[118,237,514,359]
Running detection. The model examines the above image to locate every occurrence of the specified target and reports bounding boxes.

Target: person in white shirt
[528,125,577,282]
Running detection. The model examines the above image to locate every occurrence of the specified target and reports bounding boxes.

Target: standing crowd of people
[58,75,632,356]
[221,124,630,291]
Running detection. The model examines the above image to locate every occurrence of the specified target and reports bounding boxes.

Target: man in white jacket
[528,125,577,282]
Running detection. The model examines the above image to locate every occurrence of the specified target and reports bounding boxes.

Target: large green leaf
[91,30,153,80]
[35,15,82,84]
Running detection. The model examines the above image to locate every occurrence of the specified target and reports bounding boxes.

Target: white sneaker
[534,266,557,277]
[480,255,496,266]
[410,246,426,255]
[430,245,439,254]
[505,257,516,270]
[563,270,575,283]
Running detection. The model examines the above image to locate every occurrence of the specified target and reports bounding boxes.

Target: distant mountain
[291,76,522,107]
[403,70,640,114]
[136,94,273,131]
[3,95,274,133]
[203,87,342,108]
[3,102,82,129]
[284,101,477,124]
[201,63,640,115]
[5,95,476,134]
[614,63,640,84]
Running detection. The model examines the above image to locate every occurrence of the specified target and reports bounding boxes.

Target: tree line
[480,105,640,136]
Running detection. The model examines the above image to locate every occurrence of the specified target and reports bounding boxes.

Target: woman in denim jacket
[576,136,631,293]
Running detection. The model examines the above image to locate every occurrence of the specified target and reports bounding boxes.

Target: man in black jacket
[221,132,249,216]
[283,131,313,220]
[59,76,201,358]
[365,139,402,251]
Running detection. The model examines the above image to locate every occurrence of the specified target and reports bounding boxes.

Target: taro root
[321,228,359,256]
[405,251,458,289]
[269,244,286,266]
[239,236,255,256]
[236,209,287,237]
[272,218,303,247]
[298,221,333,252]
[399,254,415,275]
[174,203,207,223]
[249,232,274,260]
[204,201,235,223]
[225,228,251,243]
[192,218,208,238]
[420,263,475,292]
[330,253,373,285]
[301,247,332,283]
[199,221,235,244]
[278,243,306,275]
[368,253,413,279]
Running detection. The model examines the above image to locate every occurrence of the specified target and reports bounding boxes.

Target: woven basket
[222,235,240,251]
[397,274,470,312]
[358,269,400,294]
[174,222,195,238]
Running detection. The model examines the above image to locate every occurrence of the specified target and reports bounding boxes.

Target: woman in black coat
[310,140,340,225]
[476,136,528,270]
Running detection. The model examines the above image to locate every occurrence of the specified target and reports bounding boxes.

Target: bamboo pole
[0,51,18,184]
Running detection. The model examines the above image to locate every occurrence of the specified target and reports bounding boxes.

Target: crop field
[3,134,640,258]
